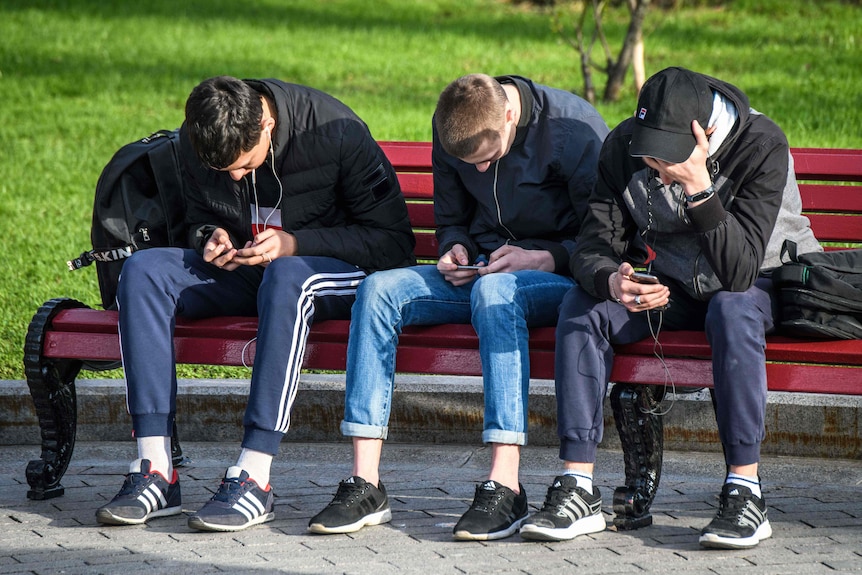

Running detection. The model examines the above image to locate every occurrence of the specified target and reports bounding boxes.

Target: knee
[118,250,175,300]
[707,290,758,326]
[471,273,518,309]
[558,285,594,320]
[120,249,162,283]
[353,269,411,314]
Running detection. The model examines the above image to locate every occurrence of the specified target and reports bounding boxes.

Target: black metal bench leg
[610,382,665,530]
[23,298,89,500]
[171,420,190,468]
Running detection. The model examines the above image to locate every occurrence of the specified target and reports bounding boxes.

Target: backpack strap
[67,244,137,271]
[780,239,799,263]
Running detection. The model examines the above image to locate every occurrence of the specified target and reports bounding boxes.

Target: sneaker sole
[453,514,529,541]
[96,504,182,526]
[188,511,275,532]
[307,507,392,534]
[699,520,773,549]
[520,512,606,542]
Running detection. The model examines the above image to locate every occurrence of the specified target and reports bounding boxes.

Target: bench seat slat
[615,331,862,366]
[611,356,861,395]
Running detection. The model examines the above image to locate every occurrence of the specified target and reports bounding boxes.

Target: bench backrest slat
[381,143,862,255]
[791,148,862,181]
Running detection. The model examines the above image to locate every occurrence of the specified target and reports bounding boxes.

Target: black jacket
[572,73,820,301]
[432,76,609,274]
[180,79,416,273]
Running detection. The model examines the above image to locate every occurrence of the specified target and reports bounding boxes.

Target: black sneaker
[519,475,605,541]
[96,459,182,525]
[187,467,275,532]
[307,476,392,534]
[453,480,528,541]
[699,483,772,549]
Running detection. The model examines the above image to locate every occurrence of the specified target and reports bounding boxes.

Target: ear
[262,117,275,135]
[505,104,516,125]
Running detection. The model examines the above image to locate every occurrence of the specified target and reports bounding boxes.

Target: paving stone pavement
[0,441,860,575]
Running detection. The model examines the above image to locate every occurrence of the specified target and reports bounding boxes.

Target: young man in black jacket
[541,67,820,547]
[96,76,415,532]
[308,73,609,541]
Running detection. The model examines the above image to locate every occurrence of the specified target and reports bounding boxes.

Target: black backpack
[773,240,862,339]
[68,129,187,310]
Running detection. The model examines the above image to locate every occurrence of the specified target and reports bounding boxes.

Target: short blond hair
[435,74,508,159]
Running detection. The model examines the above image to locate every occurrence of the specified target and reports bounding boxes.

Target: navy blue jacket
[431,75,609,275]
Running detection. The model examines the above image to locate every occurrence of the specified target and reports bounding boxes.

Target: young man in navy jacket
[309,73,609,541]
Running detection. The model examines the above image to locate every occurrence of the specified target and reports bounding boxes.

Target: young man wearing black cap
[520,67,821,548]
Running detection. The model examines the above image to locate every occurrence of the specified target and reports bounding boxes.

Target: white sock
[136,436,172,478]
[235,448,273,487]
[726,472,761,498]
[563,470,593,492]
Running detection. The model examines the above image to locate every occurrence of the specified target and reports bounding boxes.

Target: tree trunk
[632,32,645,95]
[603,0,650,102]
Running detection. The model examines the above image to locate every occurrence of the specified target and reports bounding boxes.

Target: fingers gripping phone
[630,271,668,311]
[629,272,660,284]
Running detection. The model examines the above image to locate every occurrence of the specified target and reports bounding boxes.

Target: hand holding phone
[628,271,668,310]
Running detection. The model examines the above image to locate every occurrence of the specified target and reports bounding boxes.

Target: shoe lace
[117,472,151,497]
[331,480,368,507]
[541,483,577,515]
[212,476,246,504]
[470,486,504,513]
[716,490,749,522]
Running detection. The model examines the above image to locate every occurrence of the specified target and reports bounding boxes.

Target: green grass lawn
[1,0,860,379]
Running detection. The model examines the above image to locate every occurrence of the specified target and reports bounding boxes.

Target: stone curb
[2,376,860,459]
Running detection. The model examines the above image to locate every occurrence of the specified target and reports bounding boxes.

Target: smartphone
[455,265,483,270]
[629,272,660,284]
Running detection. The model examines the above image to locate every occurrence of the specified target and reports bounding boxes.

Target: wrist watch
[686,184,715,205]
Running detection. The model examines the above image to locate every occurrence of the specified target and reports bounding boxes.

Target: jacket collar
[495,75,533,149]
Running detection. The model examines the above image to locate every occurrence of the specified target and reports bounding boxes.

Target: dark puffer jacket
[180,78,416,273]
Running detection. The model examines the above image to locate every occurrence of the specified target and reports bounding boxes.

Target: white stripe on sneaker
[139,483,165,512]
[241,492,266,514]
[234,491,266,521]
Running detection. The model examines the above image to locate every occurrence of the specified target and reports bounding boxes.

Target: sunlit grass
[1,0,859,378]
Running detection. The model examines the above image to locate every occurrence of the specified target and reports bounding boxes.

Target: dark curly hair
[184,76,263,169]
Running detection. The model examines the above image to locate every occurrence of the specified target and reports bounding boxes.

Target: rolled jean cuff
[483,429,526,446]
[559,439,598,464]
[341,420,388,440]
[723,442,761,467]
[131,414,174,438]
[241,427,284,456]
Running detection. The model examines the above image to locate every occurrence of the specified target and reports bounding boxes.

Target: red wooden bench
[23,143,862,529]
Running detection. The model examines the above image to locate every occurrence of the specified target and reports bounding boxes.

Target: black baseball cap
[630,67,713,164]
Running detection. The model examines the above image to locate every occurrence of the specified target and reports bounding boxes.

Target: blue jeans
[341,265,575,445]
